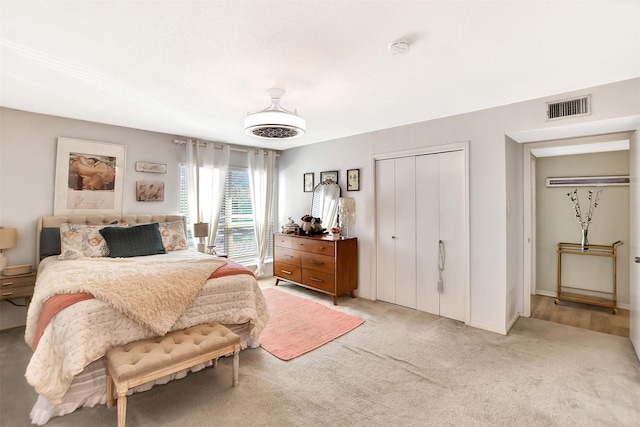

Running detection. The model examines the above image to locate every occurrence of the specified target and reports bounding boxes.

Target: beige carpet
[1,280,640,426]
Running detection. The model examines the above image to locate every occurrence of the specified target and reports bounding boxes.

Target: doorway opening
[522,133,631,336]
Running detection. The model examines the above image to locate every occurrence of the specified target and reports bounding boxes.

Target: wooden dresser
[273,234,358,305]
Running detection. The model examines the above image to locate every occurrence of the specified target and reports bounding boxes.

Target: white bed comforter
[25,251,269,405]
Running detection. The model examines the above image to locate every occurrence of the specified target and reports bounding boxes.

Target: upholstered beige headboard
[36,214,186,269]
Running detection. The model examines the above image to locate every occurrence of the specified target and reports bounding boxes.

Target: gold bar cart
[555,241,623,314]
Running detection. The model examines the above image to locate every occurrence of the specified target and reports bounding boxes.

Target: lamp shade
[193,222,209,238]
[0,228,17,250]
[338,197,356,221]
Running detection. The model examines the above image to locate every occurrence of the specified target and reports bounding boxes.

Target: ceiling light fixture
[244,88,306,139]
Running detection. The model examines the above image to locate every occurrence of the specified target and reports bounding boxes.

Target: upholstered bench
[106,322,240,427]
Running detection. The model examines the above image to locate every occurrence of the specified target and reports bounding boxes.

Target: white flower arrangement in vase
[566,188,602,249]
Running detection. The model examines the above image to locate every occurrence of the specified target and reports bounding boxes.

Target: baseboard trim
[469,321,507,336]
[532,291,629,310]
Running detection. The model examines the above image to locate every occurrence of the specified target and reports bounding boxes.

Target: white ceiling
[2,1,639,151]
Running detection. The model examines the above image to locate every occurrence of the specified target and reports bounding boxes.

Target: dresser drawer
[274,234,292,248]
[302,269,336,293]
[301,251,335,275]
[274,247,301,266]
[1,285,35,299]
[274,262,302,283]
[0,275,35,287]
[292,238,335,256]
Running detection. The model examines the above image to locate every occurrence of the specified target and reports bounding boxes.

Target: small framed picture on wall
[347,168,360,191]
[320,170,338,184]
[304,172,314,192]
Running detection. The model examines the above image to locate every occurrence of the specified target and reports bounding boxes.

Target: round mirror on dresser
[310,180,341,230]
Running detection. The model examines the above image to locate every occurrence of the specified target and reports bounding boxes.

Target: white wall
[0,108,184,328]
[2,78,639,334]
[279,78,640,334]
[505,137,524,327]
[535,151,630,306]
[629,129,639,360]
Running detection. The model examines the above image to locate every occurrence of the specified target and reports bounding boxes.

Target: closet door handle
[438,240,445,293]
[635,256,640,264]
[438,240,446,272]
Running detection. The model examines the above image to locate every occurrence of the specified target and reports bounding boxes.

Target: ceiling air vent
[546,95,591,121]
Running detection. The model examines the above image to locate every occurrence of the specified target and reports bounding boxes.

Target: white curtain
[186,141,230,248]
[248,149,276,276]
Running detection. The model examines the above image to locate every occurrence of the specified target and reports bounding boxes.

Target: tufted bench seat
[106,322,240,427]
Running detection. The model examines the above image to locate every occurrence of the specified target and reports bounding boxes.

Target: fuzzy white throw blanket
[26,254,226,344]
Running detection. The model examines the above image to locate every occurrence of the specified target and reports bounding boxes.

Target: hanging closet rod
[173,138,280,156]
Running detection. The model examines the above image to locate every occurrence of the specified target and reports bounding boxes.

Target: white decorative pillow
[59,223,113,259]
[158,220,188,251]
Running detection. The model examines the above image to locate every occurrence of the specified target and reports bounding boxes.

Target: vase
[581,227,589,250]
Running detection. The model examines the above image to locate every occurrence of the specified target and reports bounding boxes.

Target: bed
[25,214,269,425]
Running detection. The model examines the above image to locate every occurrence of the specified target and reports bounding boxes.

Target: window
[179,165,274,264]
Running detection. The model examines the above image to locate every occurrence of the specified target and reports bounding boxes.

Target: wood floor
[530,294,629,337]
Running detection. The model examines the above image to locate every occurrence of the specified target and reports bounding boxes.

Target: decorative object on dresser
[0,227,17,273]
[281,217,300,234]
[1,271,36,307]
[273,233,358,305]
[337,197,356,238]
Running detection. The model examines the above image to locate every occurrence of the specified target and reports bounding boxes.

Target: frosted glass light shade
[244,88,305,139]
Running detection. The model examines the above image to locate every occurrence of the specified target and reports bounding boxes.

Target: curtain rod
[173,138,280,156]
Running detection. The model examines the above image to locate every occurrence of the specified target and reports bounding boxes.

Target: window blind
[180,164,274,264]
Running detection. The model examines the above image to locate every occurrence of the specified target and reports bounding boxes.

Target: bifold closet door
[376,156,416,306]
[416,151,466,322]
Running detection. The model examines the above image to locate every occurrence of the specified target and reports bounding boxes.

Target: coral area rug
[260,288,365,361]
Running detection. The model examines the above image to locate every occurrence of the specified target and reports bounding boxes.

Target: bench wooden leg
[117,392,127,427]
[106,370,115,407]
[232,344,240,387]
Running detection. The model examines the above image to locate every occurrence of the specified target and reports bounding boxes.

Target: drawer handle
[310,278,323,283]
[310,260,323,265]
[284,254,293,258]
[2,282,14,286]
[280,270,293,275]
[320,246,326,250]
[2,292,13,296]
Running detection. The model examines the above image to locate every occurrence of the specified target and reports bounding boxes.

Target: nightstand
[1,271,36,308]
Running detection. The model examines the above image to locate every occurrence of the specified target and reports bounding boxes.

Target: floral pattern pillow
[59,223,113,259]
[158,220,188,251]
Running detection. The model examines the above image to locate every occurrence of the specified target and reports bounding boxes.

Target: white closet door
[376,159,397,303]
[438,150,466,322]
[394,156,417,308]
[416,154,440,314]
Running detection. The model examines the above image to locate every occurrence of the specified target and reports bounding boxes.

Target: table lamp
[193,222,209,253]
[337,197,356,238]
[0,227,17,273]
